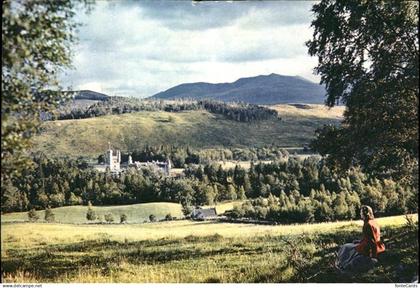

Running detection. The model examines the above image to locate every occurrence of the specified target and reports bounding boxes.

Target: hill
[150,74,326,104]
[73,90,110,101]
[32,104,344,158]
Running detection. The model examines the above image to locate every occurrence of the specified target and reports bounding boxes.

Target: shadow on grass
[2,225,417,283]
[2,234,281,282]
[253,225,418,283]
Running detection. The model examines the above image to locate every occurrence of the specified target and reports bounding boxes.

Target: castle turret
[105,146,121,171]
[165,158,172,175]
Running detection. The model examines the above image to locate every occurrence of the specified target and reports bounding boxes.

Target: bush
[182,205,193,218]
[120,213,127,223]
[86,202,96,221]
[44,207,55,222]
[104,213,114,223]
[28,209,39,222]
[165,213,173,221]
[149,214,157,222]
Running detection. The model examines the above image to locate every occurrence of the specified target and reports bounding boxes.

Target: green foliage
[104,213,114,223]
[1,0,87,184]
[2,154,416,225]
[44,206,55,223]
[1,179,29,213]
[86,202,96,221]
[181,205,193,218]
[27,209,39,222]
[307,1,419,182]
[120,213,127,223]
[165,213,173,221]
[149,214,157,222]
[56,98,279,123]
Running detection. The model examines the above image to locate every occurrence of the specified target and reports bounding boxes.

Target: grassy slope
[1,214,417,283]
[1,202,184,224]
[32,105,344,158]
[0,201,243,224]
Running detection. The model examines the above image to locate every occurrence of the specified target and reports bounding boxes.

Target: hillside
[73,90,110,101]
[32,105,344,158]
[150,74,326,104]
[1,201,242,224]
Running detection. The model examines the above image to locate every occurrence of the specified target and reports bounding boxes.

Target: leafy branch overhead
[1,0,89,183]
[307,1,419,182]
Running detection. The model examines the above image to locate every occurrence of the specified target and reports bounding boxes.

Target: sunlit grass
[1,202,184,224]
[32,107,342,158]
[2,214,417,283]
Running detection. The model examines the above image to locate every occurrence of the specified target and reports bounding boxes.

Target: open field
[32,105,343,158]
[1,202,184,224]
[1,214,417,283]
[271,104,345,119]
[0,201,243,224]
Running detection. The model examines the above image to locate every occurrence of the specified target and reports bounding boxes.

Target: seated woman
[335,205,385,273]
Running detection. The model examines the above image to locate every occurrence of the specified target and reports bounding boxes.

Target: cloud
[61,1,320,97]
[135,1,314,30]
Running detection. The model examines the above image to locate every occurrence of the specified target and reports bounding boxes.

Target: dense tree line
[54,97,279,122]
[98,145,292,168]
[2,154,416,225]
[186,158,416,221]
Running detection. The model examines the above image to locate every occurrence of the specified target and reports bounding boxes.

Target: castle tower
[105,145,121,171]
[165,158,172,175]
[115,150,120,171]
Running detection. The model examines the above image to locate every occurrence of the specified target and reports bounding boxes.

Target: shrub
[97,215,103,223]
[104,213,114,223]
[149,214,157,222]
[44,206,55,222]
[120,213,127,223]
[86,201,96,221]
[28,209,39,222]
[182,205,193,218]
[165,213,173,221]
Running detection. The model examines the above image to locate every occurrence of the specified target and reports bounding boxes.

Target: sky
[60,0,320,98]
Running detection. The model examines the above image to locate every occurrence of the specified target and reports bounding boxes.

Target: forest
[53,97,279,122]
[2,153,416,225]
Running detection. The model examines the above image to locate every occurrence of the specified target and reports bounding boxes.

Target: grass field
[1,214,417,283]
[0,202,183,224]
[32,105,343,158]
[0,201,243,224]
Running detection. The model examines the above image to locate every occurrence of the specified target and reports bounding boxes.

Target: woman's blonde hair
[361,205,374,220]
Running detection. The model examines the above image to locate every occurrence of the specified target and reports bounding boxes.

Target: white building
[105,148,121,171]
[95,146,171,176]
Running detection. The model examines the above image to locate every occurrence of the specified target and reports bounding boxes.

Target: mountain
[73,90,109,101]
[149,74,326,104]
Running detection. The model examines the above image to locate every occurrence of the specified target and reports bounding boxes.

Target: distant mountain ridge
[149,73,326,104]
[73,90,109,101]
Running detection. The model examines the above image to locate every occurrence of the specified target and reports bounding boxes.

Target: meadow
[0,201,241,224]
[1,213,417,283]
[1,202,184,224]
[32,105,344,158]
